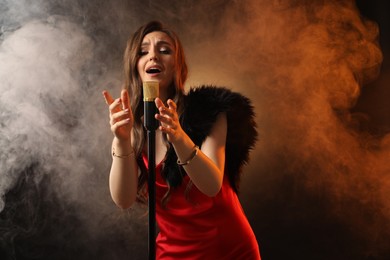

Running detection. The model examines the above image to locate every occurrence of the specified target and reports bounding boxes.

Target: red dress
[143,156,261,260]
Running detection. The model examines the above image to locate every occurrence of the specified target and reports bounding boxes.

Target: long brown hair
[123,21,188,201]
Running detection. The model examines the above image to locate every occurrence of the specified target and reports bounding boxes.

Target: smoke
[213,1,390,258]
[0,1,149,259]
[182,0,390,258]
[0,17,88,204]
[0,0,389,259]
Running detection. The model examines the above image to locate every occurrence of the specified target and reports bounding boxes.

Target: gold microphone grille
[143,81,159,101]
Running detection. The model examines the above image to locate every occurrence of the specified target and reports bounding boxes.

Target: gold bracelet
[112,148,134,158]
[177,145,199,166]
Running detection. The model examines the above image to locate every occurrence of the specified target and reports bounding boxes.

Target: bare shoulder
[206,112,227,147]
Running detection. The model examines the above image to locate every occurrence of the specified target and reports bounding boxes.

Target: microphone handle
[144,101,158,131]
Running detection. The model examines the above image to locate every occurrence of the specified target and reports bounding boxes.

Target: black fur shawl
[161,85,258,193]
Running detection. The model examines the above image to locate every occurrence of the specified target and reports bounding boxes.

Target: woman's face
[137,31,176,98]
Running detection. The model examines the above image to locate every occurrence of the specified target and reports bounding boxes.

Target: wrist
[172,135,197,163]
[113,137,133,155]
[170,129,187,146]
[177,145,199,166]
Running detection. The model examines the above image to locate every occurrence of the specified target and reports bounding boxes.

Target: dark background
[0,1,389,260]
[354,0,390,134]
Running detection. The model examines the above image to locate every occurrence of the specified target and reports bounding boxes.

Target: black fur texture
[162,85,258,193]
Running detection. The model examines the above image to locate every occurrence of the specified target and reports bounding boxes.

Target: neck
[159,89,169,103]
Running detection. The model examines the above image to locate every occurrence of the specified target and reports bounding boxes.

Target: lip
[146,64,163,75]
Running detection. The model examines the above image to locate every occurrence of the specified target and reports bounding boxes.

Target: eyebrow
[141,40,173,47]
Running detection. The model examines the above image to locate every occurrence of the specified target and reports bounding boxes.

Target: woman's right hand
[102,89,133,141]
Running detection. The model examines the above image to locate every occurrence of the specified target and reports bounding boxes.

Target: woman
[103,20,261,259]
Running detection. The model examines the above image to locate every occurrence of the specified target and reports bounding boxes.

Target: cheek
[137,61,144,77]
[166,61,176,77]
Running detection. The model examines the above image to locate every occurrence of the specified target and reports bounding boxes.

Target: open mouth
[146,67,161,74]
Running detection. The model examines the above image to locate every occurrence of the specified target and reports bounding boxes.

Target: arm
[155,98,227,197]
[109,137,138,209]
[103,89,138,209]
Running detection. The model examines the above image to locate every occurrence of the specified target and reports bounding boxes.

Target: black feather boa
[161,85,258,193]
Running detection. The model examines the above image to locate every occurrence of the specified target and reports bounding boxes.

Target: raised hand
[155,98,184,143]
[102,89,133,141]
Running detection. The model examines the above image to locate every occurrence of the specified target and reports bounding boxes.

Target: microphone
[143,81,159,131]
[143,81,159,259]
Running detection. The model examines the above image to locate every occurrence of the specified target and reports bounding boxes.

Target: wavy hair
[122,21,188,203]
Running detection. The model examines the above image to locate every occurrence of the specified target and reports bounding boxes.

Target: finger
[159,124,175,135]
[121,89,130,110]
[165,99,178,119]
[155,101,172,116]
[155,97,166,110]
[158,105,175,119]
[155,113,173,126]
[111,109,130,121]
[111,118,131,129]
[167,99,177,111]
[109,98,122,113]
[158,124,168,133]
[102,90,114,105]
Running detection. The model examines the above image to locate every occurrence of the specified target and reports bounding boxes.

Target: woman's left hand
[154,98,184,143]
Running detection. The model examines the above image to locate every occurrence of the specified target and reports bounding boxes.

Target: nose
[148,49,158,61]
[149,55,158,61]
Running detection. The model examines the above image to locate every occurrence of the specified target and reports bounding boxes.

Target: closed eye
[159,48,172,54]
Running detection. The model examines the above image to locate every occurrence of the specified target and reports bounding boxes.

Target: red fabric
[143,156,261,260]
